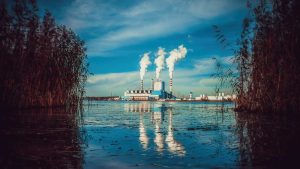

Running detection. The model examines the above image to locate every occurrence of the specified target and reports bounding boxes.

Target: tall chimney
[169,78,173,94]
[151,78,154,90]
[141,79,144,90]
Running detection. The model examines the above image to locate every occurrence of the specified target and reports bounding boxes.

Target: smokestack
[141,79,144,90]
[151,78,154,90]
[169,78,173,93]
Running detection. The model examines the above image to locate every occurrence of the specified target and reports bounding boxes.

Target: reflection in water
[139,113,149,150]
[152,108,164,153]
[3,102,298,168]
[0,108,83,169]
[124,102,151,113]
[166,108,186,156]
[125,102,185,156]
[154,121,164,153]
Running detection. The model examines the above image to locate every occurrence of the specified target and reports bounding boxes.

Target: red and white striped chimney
[169,78,173,93]
[141,79,144,90]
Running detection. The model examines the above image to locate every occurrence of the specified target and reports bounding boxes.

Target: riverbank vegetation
[214,0,300,115]
[0,0,88,109]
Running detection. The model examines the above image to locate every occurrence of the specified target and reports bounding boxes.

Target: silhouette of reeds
[0,0,88,109]
[213,0,300,115]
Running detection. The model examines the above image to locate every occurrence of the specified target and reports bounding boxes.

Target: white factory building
[123,79,173,101]
[195,93,237,101]
[123,89,152,101]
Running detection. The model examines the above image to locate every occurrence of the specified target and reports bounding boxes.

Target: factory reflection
[139,113,149,150]
[124,102,185,156]
[152,104,165,153]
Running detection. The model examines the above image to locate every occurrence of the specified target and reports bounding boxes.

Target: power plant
[120,45,236,102]
[123,79,174,101]
[123,45,187,101]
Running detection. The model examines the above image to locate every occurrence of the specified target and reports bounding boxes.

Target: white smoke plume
[154,47,166,79]
[139,52,151,80]
[166,45,187,78]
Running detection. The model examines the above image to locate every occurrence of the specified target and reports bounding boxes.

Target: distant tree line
[0,0,88,108]
[214,0,300,114]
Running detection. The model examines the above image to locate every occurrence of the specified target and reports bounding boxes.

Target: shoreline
[84,97,234,103]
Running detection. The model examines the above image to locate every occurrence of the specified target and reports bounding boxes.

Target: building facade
[122,80,173,100]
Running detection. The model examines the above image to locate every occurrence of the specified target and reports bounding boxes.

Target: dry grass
[0,0,88,109]
[214,0,300,115]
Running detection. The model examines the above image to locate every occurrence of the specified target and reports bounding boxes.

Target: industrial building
[123,79,174,101]
[195,93,237,101]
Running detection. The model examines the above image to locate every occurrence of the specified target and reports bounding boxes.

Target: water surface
[1,101,299,169]
[82,101,240,169]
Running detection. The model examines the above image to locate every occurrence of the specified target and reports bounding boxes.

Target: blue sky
[37,0,248,96]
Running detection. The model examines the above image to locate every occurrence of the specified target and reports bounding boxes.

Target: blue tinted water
[82,101,240,169]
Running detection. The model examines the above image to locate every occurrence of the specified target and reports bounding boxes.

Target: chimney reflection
[166,108,186,156]
[125,102,186,156]
[139,113,149,150]
[152,105,165,153]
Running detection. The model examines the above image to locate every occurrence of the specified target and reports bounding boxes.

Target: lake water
[1,101,299,168]
[82,101,239,169]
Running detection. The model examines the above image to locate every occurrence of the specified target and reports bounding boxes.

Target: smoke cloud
[154,47,166,79]
[139,52,151,80]
[166,45,187,78]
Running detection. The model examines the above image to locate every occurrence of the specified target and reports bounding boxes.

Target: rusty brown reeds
[0,0,88,109]
[213,0,300,115]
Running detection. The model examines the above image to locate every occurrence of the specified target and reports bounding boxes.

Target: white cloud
[198,78,219,86]
[63,0,244,56]
[85,55,234,96]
